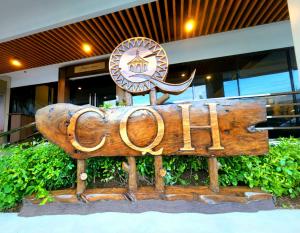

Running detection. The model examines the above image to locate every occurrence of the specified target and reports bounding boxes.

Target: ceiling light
[185,19,195,33]
[78,87,82,90]
[82,43,92,53]
[181,73,186,77]
[206,75,212,80]
[10,59,22,67]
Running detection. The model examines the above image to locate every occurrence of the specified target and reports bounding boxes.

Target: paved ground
[18,199,276,216]
[1,210,300,233]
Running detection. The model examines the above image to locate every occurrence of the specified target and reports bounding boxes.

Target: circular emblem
[109,37,168,93]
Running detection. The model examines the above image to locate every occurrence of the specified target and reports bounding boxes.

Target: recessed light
[10,59,22,67]
[206,75,212,80]
[78,87,82,90]
[181,73,186,77]
[82,43,92,53]
[185,19,195,33]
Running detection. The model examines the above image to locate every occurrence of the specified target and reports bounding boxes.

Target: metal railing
[222,90,300,131]
[0,122,37,144]
[1,90,299,144]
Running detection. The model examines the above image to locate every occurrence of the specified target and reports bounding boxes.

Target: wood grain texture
[154,156,165,192]
[123,91,138,193]
[57,68,69,103]
[0,0,289,74]
[26,186,273,204]
[127,157,138,192]
[35,99,268,159]
[150,88,165,193]
[76,159,86,195]
[208,157,219,193]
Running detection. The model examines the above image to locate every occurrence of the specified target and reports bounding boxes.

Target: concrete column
[57,67,70,103]
[288,0,300,77]
[116,86,126,105]
[0,76,11,144]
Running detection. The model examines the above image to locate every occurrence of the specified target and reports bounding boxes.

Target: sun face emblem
[109,37,196,94]
[109,37,168,93]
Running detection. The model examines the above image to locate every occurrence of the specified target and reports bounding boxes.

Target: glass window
[202,74,224,98]
[193,85,207,100]
[165,56,239,100]
[293,70,299,90]
[239,73,291,95]
[238,50,291,96]
[10,83,57,115]
[162,66,197,103]
[193,74,207,100]
[290,48,299,90]
[133,94,150,105]
[163,87,194,103]
[223,71,239,97]
[265,95,294,116]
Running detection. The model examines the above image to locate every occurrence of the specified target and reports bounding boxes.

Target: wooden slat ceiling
[0,0,289,74]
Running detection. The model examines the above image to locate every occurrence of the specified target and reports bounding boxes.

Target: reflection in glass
[293,70,299,90]
[158,87,194,104]
[70,75,116,106]
[239,72,291,96]
[238,50,291,96]
[290,48,299,91]
[193,74,207,100]
[257,94,297,129]
[223,72,238,97]
[265,95,294,115]
[204,74,224,98]
[133,94,150,106]
[193,85,207,100]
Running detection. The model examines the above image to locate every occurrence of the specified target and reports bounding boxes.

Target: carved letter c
[67,108,106,152]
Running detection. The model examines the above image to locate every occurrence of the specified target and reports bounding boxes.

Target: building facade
[0,0,300,141]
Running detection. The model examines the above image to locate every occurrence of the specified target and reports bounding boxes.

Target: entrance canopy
[0,0,289,74]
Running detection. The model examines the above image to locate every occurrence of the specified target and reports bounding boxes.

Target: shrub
[219,137,300,198]
[0,137,299,211]
[136,156,155,184]
[163,156,207,185]
[86,157,126,186]
[0,141,76,211]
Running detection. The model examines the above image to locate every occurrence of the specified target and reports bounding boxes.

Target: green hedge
[219,137,300,197]
[0,141,75,210]
[0,137,299,211]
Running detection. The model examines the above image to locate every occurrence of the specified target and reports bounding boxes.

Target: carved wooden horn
[150,69,196,94]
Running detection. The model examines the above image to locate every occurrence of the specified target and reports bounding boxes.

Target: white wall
[0,0,154,42]
[164,21,293,65]
[6,54,110,88]
[9,65,59,88]
[2,21,294,88]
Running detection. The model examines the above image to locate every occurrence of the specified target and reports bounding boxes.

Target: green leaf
[3,185,13,194]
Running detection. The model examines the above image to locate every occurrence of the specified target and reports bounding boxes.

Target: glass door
[69,75,116,107]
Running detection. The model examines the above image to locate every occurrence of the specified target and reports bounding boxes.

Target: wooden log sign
[35,99,268,159]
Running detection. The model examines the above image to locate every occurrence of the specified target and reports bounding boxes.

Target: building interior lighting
[10,58,22,67]
[185,19,195,33]
[82,43,92,53]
